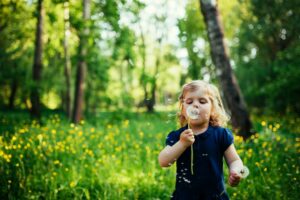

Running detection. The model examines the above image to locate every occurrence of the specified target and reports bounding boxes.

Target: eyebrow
[184,97,209,102]
[185,96,208,99]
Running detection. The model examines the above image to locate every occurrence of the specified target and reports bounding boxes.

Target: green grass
[0,110,299,199]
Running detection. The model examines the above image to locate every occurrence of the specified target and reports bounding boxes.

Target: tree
[72,0,90,123]
[178,1,210,81]
[199,0,252,139]
[30,0,44,119]
[112,26,137,108]
[234,0,300,115]
[63,1,72,119]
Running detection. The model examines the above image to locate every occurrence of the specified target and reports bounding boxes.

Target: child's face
[183,89,212,126]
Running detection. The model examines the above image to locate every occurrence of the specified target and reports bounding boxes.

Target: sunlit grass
[0,111,299,199]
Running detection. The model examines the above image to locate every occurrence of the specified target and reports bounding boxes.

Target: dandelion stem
[188,119,194,175]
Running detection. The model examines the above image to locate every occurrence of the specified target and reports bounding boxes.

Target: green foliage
[0,111,299,199]
[113,26,136,65]
[0,0,35,107]
[94,0,121,32]
[177,0,210,80]
[234,0,300,115]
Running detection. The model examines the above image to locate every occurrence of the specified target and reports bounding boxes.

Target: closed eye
[185,100,193,104]
[199,98,208,104]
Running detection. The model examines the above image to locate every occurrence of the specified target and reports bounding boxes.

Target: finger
[229,177,237,184]
[230,171,238,176]
[229,179,238,187]
[229,180,235,186]
[231,178,240,186]
[231,173,241,179]
[188,132,194,137]
[233,174,241,181]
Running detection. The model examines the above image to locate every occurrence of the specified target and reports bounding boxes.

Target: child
[158,80,245,200]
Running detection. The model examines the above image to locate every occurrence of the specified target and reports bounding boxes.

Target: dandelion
[12,136,17,141]
[268,125,273,130]
[37,134,43,141]
[19,129,26,134]
[186,105,199,175]
[262,142,267,148]
[107,124,112,129]
[232,165,250,179]
[78,131,83,137]
[186,106,199,120]
[54,160,60,165]
[123,120,129,127]
[139,131,144,138]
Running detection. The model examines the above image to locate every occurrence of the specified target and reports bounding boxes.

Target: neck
[189,123,209,135]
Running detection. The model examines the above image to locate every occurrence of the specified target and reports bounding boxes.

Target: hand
[179,129,195,148]
[229,170,242,187]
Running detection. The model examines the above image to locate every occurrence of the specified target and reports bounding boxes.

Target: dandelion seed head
[186,106,199,120]
[233,166,250,179]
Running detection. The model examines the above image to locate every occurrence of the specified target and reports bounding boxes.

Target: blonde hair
[178,80,230,127]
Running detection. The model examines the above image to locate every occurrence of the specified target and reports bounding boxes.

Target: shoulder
[210,126,232,137]
[210,126,234,151]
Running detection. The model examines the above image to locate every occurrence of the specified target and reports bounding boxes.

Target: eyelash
[186,100,207,104]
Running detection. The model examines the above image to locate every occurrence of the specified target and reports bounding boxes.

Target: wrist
[230,160,243,170]
[178,140,190,149]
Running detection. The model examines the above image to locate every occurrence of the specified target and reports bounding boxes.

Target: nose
[192,102,199,108]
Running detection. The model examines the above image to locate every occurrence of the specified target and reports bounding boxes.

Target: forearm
[229,159,243,172]
[158,141,188,167]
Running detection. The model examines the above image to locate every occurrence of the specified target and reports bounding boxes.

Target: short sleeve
[221,128,234,152]
[165,131,180,146]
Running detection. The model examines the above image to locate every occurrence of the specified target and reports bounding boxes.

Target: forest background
[0,0,299,199]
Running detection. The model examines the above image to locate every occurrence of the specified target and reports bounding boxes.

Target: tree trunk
[63,2,72,119]
[146,53,160,113]
[30,0,43,119]
[9,79,17,109]
[138,22,149,107]
[199,0,252,139]
[72,0,90,124]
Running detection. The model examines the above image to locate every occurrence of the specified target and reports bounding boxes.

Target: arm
[224,144,243,187]
[158,129,194,167]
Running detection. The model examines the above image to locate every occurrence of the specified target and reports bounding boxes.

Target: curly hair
[177,80,230,127]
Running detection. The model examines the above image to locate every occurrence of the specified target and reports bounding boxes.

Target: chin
[191,120,209,126]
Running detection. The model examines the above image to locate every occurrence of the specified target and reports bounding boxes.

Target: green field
[0,111,299,199]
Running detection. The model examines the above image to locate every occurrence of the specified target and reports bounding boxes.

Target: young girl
[159,80,245,200]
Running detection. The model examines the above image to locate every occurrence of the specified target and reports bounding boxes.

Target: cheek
[202,112,210,120]
[199,106,211,119]
[182,108,188,118]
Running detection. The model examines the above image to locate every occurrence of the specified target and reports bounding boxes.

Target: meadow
[0,110,299,199]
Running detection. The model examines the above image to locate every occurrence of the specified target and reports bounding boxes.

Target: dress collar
[183,124,211,139]
[195,125,211,139]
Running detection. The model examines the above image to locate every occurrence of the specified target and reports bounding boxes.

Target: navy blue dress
[165,125,233,200]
